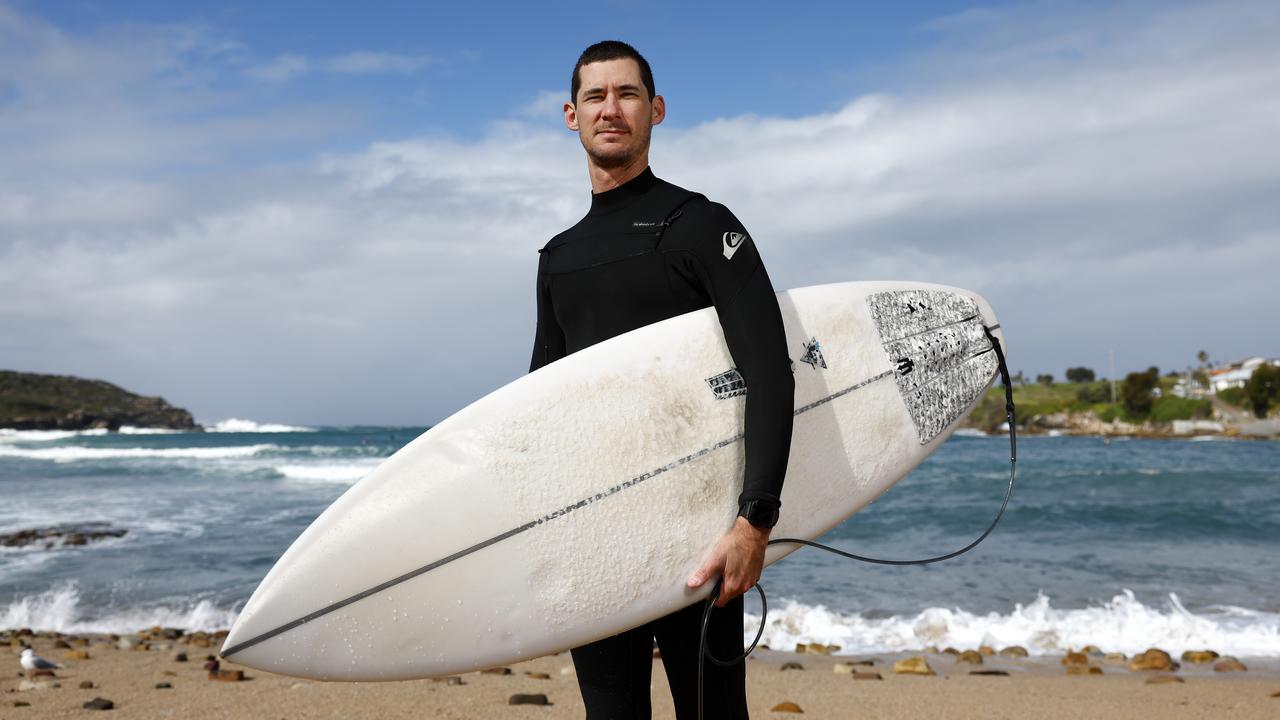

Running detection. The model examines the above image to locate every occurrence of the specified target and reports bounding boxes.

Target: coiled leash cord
[697,328,1016,720]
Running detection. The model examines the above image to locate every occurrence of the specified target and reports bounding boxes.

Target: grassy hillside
[0,370,197,431]
[966,378,1212,431]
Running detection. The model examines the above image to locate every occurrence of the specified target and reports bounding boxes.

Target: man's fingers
[687,550,725,588]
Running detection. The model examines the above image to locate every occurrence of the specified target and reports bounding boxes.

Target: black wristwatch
[738,499,779,529]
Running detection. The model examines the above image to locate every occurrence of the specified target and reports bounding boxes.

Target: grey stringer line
[222,367,900,658]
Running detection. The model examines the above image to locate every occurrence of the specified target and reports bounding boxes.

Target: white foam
[0,429,107,442]
[745,590,1280,658]
[951,428,989,437]
[118,426,184,435]
[0,584,237,634]
[0,444,279,462]
[207,418,315,433]
[275,461,380,484]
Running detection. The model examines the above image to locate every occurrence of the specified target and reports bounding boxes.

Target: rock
[1066,665,1103,676]
[13,700,32,707]
[79,680,95,689]
[1081,645,1103,656]
[1103,652,1128,664]
[833,663,854,675]
[0,523,128,550]
[1181,650,1218,663]
[956,650,983,665]
[893,657,935,676]
[924,645,940,654]
[509,694,549,706]
[770,701,803,713]
[64,649,90,661]
[83,697,114,710]
[795,643,837,655]
[154,682,172,689]
[524,672,551,679]
[1061,652,1089,666]
[55,639,71,649]
[174,652,187,662]
[999,646,1029,658]
[942,647,960,656]
[559,665,575,676]
[480,667,511,675]
[852,672,882,681]
[970,670,1010,676]
[432,676,464,686]
[18,679,60,690]
[1129,649,1178,672]
[1146,675,1185,684]
[780,662,804,671]
[116,638,134,651]
[1213,657,1247,672]
[28,668,56,678]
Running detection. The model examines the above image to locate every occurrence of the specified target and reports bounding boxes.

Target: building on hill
[1208,356,1279,394]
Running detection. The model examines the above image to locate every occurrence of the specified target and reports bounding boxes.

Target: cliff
[0,370,199,431]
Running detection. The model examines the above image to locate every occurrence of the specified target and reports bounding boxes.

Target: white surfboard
[221,281,1005,680]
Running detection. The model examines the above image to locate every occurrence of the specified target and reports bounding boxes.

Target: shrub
[1066,367,1096,383]
[1245,364,1280,418]
[1120,367,1160,418]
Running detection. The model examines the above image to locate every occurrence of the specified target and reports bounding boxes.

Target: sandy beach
[5,631,1279,719]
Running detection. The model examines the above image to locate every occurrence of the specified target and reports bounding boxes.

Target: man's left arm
[679,202,795,607]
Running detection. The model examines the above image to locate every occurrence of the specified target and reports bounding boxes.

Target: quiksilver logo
[722,231,747,260]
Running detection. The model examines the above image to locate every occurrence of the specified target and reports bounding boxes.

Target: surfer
[530,41,795,719]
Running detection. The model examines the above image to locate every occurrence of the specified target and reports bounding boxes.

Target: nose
[600,92,621,119]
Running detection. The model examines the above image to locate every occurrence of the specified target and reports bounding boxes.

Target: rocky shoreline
[1015,410,1280,440]
[4,628,1277,718]
[0,370,198,432]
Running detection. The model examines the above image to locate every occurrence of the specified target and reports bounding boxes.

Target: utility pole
[1109,349,1117,403]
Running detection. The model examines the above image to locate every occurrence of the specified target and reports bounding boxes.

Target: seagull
[20,648,62,673]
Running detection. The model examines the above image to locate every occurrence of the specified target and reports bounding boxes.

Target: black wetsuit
[530,167,794,720]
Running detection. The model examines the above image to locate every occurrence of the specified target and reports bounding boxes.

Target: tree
[1197,350,1210,367]
[1066,367,1096,383]
[1120,367,1160,418]
[1036,374,1054,386]
[1245,363,1280,418]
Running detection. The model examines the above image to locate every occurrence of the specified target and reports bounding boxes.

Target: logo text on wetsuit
[722,232,747,260]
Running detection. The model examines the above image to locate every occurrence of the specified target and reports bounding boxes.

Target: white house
[1209,357,1279,393]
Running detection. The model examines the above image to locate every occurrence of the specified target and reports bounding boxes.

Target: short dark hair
[570,40,655,103]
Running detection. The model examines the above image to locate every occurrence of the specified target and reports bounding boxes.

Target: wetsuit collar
[588,167,658,216]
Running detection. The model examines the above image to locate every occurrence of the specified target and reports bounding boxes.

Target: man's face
[565,58,665,169]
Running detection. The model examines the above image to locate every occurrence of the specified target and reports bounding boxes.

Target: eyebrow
[581,83,645,96]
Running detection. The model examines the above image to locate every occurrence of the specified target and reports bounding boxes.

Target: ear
[651,95,666,126]
[564,102,579,132]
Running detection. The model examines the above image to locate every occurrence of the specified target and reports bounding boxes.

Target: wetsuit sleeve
[529,250,567,373]
[681,203,794,514]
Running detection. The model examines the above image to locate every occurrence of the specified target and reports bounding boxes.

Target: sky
[1,0,1277,426]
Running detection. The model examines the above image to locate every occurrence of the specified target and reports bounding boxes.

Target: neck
[587,152,651,194]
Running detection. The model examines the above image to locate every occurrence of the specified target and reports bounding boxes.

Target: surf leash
[696,327,1016,720]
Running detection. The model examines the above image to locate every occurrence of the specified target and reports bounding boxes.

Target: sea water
[2,423,1277,658]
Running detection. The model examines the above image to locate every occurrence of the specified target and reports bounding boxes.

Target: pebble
[481,667,512,675]
[833,663,854,675]
[977,645,996,656]
[525,672,551,679]
[1081,645,1103,655]
[770,701,803,713]
[1103,652,1128,664]
[795,643,838,655]
[13,700,32,707]
[1066,665,1103,676]
[83,697,114,710]
[942,647,960,656]
[432,676,465,686]
[155,682,172,689]
[1129,649,1177,672]
[999,646,1029,658]
[1060,652,1089,666]
[79,680,95,689]
[956,650,983,665]
[970,670,1010,676]
[852,672,882,681]
[893,657,935,676]
[780,662,804,671]
[174,652,188,662]
[1213,657,1247,672]
[64,649,91,661]
[559,665,575,676]
[1181,650,1218,663]
[509,693,549,706]
[1146,675,1185,685]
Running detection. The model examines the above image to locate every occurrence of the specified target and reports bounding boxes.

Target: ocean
[2,423,1278,659]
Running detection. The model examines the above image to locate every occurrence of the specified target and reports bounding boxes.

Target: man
[530,40,794,719]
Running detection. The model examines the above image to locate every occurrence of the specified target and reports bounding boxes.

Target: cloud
[516,89,570,120]
[1,1,1277,424]
[246,50,434,82]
